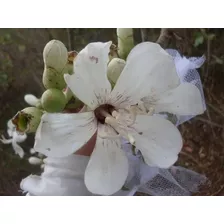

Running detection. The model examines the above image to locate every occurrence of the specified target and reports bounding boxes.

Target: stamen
[105,116,136,146]
[128,133,135,145]
[99,109,112,119]
[97,107,137,146]
[111,110,119,119]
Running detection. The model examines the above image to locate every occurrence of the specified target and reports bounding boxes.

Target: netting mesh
[166,49,206,125]
[120,144,207,196]
[136,166,206,196]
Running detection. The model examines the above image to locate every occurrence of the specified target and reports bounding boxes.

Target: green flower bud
[117,28,134,60]
[107,58,126,86]
[42,67,66,90]
[36,101,43,109]
[12,107,43,133]
[43,40,68,73]
[41,88,66,113]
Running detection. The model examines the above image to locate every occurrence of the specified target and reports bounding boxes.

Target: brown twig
[140,28,149,42]
[206,108,217,139]
[156,28,171,48]
[156,28,187,49]
[195,117,223,129]
[207,103,224,119]
[180,151,205,168]
[133,28,142,45]
[211,184,224,196]
[66,28,72,51]
[204,37,211,85]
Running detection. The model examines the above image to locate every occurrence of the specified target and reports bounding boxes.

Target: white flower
[34,41,203,195]
[0,120,27,158]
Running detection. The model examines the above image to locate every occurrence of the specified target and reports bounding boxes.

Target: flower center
[94,104,115,124]
[94,104,140,145]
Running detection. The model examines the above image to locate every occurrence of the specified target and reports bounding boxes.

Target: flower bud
[28,156,43,165]
[107,58,126,86]
[24,94,40,107]
[30,148,36,154]
[117,28,134,60]
[35,101,43,109]
[41,88,67,113]
[42,67,66,90]
[12,107,43,133]
[43,40,68,73]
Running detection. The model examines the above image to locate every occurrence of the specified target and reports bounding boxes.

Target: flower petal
[0,135,12,144]
[7,120,14,137]
[64,42,112,109]
[13,131,27,143]
[20,175,74,196]
[132,115,182,168]
[84,124,129,195]
[127,41,162,61]
[24,94,39,106]
[34,112,97,158]
[12,139,25,158]
[110,42,180,108]
[151,83,205,115]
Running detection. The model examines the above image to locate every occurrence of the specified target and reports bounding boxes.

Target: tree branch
[156,28,172,48]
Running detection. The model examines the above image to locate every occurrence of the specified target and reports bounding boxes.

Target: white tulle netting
[21,49,208,196]
[121,146,207,196]
[166,49,206,126]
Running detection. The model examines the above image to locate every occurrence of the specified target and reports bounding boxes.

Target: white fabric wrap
[21,49,207,196]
